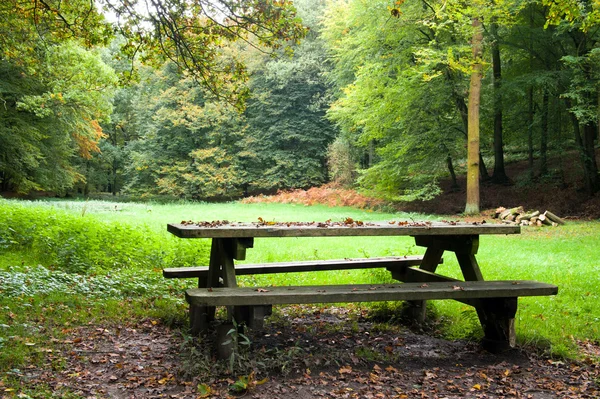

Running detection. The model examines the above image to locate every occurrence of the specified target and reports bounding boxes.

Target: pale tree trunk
[465,17,483,215]
[527,86,534,180]
[491,21,509,184]
[527,4,535,181]
[540,89,549,176]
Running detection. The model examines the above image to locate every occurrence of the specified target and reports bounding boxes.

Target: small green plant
[355,346,383,361]
[222,319,252,372]
[228,371,268,394]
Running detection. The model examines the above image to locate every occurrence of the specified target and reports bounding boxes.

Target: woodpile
[493,206,566,227]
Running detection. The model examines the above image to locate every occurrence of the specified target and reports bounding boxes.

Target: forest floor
[24,307,599,399]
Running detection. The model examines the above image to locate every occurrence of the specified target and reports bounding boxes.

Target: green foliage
[327,137,357,186]
[117,63,248,199]
[323,0,467,197]
[0,200,209,273]
[242,0,337,191]
[0,0,306,107]
[321,0,600,199]
[99,0,307,107]
[89,0,336,199]
[0,42,118,194]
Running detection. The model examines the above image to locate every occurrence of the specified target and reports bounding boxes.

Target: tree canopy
[1,0,599,207]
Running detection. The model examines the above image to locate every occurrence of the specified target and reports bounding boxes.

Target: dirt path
[22,308,600,399]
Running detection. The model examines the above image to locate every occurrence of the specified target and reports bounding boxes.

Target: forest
[1,0,599,212]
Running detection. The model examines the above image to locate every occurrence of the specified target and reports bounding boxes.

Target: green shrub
[0,200,209,274]
[0,265,188,298]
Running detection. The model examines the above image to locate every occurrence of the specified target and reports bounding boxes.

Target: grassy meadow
[1,198,599,393]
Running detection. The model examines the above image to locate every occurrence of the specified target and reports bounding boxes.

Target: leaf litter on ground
[11,305,599,399]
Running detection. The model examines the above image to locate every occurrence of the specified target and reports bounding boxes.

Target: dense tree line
[324,0,599,211]
[1,0,598,207]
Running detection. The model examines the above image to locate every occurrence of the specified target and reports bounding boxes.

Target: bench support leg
[403,245,445,323]
[216,323,236,360]
[477,297,517,353]
[234,305,273,330]
[189,304,214,335]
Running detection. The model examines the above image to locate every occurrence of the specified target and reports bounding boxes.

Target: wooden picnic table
[166,220,557,353]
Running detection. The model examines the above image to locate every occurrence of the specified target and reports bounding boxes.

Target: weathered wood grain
[185,281,558,307]
[168,222,520,239]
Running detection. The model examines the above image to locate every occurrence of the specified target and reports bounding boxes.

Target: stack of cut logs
[493,206,566,227]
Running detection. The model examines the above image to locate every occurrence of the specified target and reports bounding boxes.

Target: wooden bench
[164,256,440,337]
[163,255,428,283]
[164,256,432,335]
[186,280,558,352]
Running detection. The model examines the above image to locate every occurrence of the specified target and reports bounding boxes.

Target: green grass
[1,198,599,392]
[432,222,600,356]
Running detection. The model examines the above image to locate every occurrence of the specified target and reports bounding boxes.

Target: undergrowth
[0,265,188,298]
[0,200,209,274]
[241,184,387,210]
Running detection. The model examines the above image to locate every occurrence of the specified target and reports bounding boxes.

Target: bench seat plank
[164,256,426,278]
[185,281,558,307]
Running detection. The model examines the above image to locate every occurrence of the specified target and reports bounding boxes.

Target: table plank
[168,222,520,239]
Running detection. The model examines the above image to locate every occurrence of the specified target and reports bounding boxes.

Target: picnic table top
[167,220,520,239]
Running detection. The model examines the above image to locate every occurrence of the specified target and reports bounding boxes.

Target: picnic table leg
[190,238,223,334]
[215,238,266,330]
[477,297,517,353]
[404,241,445,323]
[406,235,481,324]
[453,237,516,351]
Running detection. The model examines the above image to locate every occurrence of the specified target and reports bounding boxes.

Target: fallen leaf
[385,366,398,373]
[256,377,268,386]
[197,383,212,398]
[158,376,172,384]
[339,366,353,374]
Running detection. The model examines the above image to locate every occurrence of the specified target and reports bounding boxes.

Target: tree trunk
[565,100,597,194]
[447,155,459,191]
[540,89,549,176]
[527,4,535,181]
[491,22,509,184]
[528,86,535,180]
[465,17,483,215]
[0,171,8,192]
[479,152,489,181]
[111,159,118,196]
[582,122,600,194]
